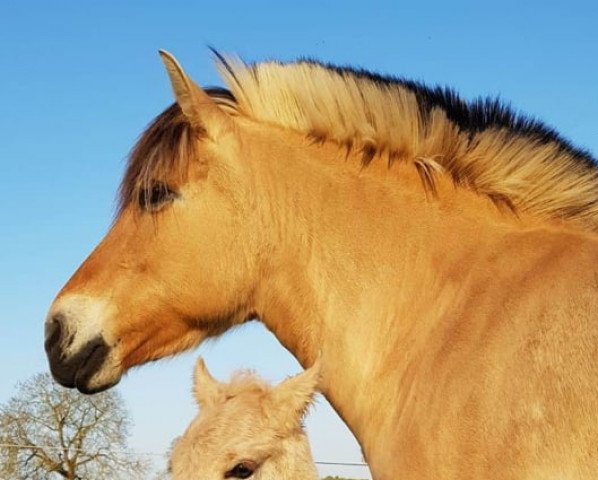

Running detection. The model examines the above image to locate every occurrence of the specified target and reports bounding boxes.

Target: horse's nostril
[44,313,64,352]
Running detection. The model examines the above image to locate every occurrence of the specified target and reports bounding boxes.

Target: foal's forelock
[219,371,271,399]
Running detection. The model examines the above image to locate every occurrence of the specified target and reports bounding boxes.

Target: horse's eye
[138,183,177,211]
[224,461,257,479]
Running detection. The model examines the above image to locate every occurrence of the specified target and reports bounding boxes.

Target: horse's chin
[75,362,123,394]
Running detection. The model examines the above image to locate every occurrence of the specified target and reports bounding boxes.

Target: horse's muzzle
[44,313,112,394]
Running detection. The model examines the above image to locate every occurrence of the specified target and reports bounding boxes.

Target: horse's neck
[258,433,319,480]
[252,133,557,473]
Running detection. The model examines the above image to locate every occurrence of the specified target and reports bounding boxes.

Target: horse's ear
[159,50,232,137]
[193,357,222,408]
[270,359,321,428]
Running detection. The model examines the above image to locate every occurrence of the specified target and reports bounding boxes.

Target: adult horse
[45,51,598,479]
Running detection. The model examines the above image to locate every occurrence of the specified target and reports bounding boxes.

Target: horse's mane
[121,54,598,230]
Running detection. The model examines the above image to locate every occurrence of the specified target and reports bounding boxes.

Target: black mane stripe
[305,60,595,167]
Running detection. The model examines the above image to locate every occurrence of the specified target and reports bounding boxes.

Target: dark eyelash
[224,462,256,479]
[138,182,178,211]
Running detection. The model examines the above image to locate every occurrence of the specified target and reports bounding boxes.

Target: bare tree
[0,373,149,480]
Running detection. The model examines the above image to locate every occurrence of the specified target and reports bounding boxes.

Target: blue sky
[1,0,596,477]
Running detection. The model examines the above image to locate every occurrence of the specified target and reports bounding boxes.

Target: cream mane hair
[212,53,598,230]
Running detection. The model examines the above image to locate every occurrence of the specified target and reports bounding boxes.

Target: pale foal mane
[217,368,271,397]
[214,54,598,231]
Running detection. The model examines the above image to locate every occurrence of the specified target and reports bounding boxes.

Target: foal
[170,359,320,480]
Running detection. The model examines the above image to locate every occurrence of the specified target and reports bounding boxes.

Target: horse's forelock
[118,103,203,215]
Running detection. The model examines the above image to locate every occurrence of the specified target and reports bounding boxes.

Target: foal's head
[170,359,320,480]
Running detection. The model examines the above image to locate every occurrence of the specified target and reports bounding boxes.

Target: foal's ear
[270,359,321,426]
[159,50,233,137]
[193,357,222,408]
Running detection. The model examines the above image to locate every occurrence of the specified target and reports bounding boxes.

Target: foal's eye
[138,183,178,211]
[224,461,257,479]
